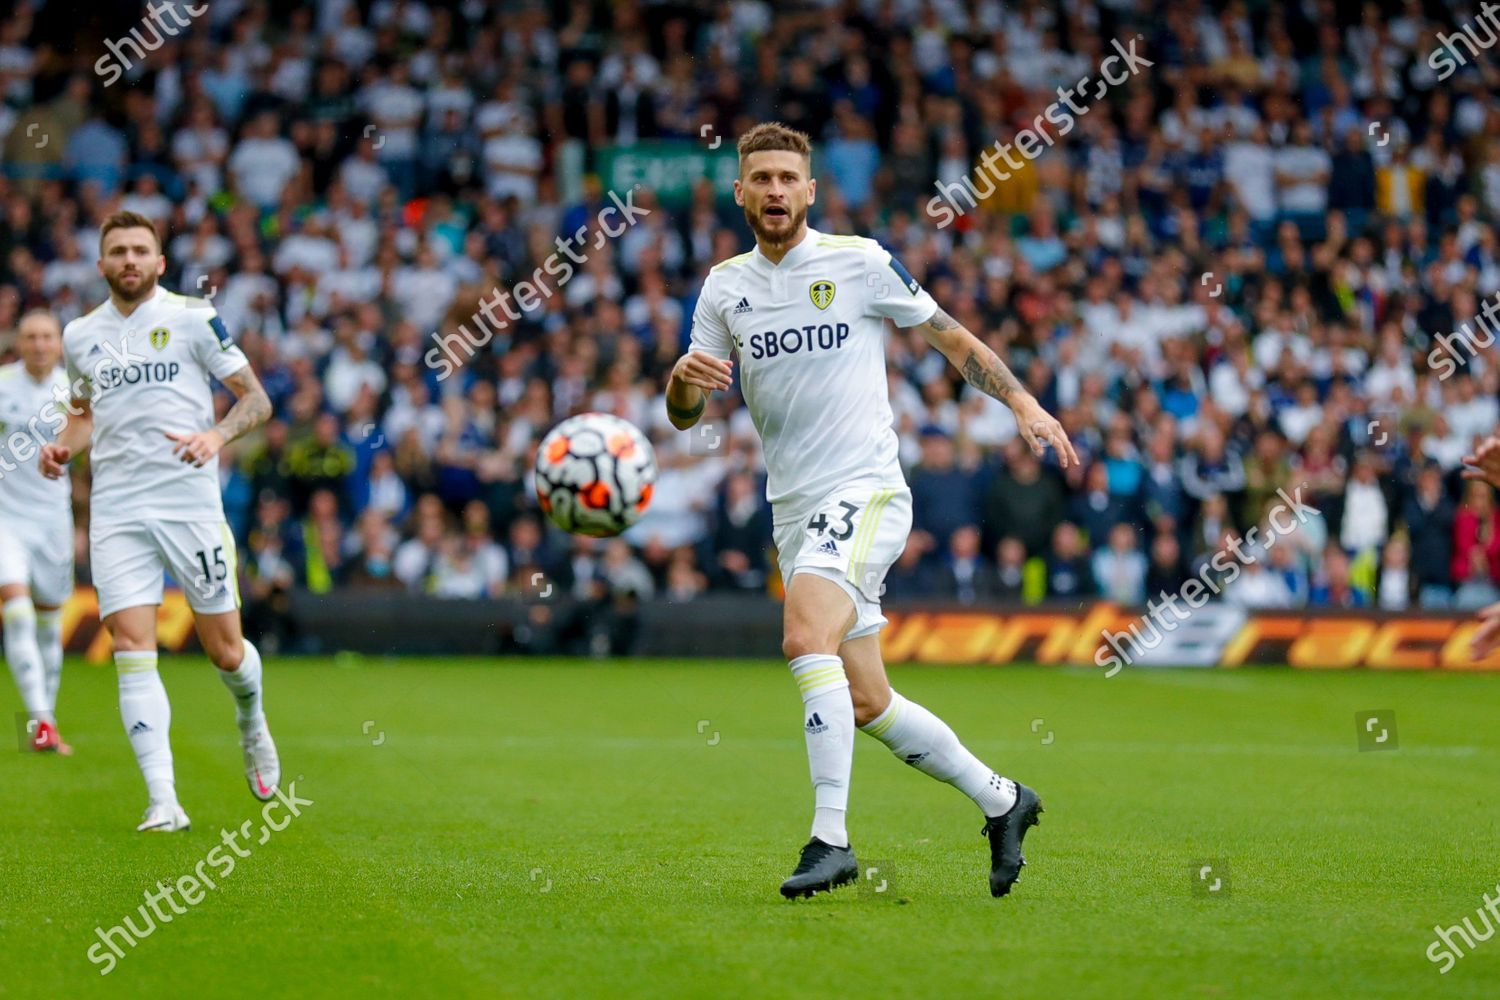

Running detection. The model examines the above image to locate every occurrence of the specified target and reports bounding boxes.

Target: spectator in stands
[1046,522,1093,601]
[1092,523,1148,605]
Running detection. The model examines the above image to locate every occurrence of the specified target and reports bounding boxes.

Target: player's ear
[732,178,744,207]
[806,177,816,205]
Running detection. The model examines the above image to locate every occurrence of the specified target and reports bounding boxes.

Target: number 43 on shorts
[807,500,860,540]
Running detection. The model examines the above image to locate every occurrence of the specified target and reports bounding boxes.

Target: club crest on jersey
[809,280,836,310]
[149,327,171,351]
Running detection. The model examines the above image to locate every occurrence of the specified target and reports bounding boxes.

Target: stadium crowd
[6,0,1500,646]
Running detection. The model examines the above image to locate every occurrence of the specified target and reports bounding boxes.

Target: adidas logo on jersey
[816,539,839,556]
[128,720,152,736]
[805,712,829,735]
[733,297,753,314]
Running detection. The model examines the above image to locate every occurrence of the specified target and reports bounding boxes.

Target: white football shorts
[0,519,74,607]
[90,520,241,619]
[773,482,913,641]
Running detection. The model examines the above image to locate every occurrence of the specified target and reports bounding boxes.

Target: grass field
[1,656,1498,998]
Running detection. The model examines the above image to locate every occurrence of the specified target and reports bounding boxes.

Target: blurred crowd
[5,0,1500,640]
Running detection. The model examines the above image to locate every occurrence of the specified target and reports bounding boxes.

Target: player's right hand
[1472,600,1500,659]
[671,351,734,393]
[38,443,72,479]
[1462,435,1500,489]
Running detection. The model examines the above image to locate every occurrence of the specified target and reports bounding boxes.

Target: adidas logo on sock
[128,720,152,736]
[733,297,753,314]
[805,712,829,735]
[903,751,930,766]
[816,539,839,555]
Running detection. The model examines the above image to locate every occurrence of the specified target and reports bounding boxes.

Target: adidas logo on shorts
[816,539,839,555]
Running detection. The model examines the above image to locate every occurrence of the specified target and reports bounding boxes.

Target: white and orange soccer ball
[535,413,658,537]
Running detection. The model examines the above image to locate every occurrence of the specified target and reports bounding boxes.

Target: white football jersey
[0,362,72,526]
[689,227,938,523]
[63,286,250,526]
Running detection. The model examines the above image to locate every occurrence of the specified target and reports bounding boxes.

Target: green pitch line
[1,658,1497,998]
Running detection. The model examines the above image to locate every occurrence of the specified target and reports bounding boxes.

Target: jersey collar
[107,283,166,320]
[753,225,819,272]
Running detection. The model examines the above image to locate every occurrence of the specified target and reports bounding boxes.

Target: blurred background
[2,0,1499,660]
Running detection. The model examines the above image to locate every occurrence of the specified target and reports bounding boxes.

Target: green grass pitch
[2,657,1498,998]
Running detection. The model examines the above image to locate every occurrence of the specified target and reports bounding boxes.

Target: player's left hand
[166,429,226,467]
[1471,600,1500,659]
[1010,395,1079,469]
[1462,435,1500,489]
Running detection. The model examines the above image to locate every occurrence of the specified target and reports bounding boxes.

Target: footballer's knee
[782,626,842,662]
[205,635,246,672]
[851,685,892,727]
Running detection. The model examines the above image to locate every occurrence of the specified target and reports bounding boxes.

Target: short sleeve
[62,332,92,400]
[867,243,939,328]
[688,277,732,360]
[192,305,252,381]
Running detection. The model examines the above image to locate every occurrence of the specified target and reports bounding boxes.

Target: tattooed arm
[913,307,1079,467]
[167,364,273,467]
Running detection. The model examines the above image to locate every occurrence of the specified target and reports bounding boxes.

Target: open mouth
[764,205,789,219]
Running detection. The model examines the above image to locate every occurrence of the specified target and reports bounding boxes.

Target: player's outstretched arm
[915,308,1079,469]
[38,397,92,479]
[167,364,272,467]
[666,351,733,430]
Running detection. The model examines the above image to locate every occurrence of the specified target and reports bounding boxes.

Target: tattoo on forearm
[960,345,1023,403]
[925,308,960,332]
[214,368,272,443]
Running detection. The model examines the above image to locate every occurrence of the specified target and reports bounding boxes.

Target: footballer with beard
[40,211,282,832]
[667,123,1077,899]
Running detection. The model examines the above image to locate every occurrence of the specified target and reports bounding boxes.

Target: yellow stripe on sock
[115,654,158,674]
[864,698,902,738]
[794,668,847,694]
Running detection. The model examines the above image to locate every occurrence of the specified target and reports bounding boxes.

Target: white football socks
[34,607,63,712]
[218,638,265,728]
[790,653,855,848]
[860,691,1018,817]
[4,596,52,722]
[116,650,176,806]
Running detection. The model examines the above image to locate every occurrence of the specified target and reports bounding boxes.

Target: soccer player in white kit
[0,310,74,753]
[668,124,1079,898]
[40,211,281,832]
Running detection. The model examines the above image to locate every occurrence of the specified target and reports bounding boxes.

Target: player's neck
[756,224,809,266]
[110,289,153,317]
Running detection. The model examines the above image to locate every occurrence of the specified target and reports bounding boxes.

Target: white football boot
[241,718,281,801]
[137,802,191,832]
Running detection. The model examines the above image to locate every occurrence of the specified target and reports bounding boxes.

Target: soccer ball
[535,413,658,537]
